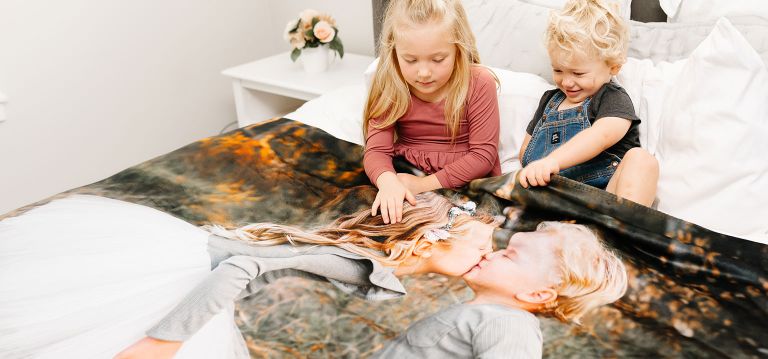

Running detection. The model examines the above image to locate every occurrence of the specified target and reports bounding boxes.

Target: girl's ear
[411,238,435,258]
[515,288,558,306]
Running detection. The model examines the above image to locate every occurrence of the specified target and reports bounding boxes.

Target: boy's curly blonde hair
[546,0,629,66]
[535,221,628,324]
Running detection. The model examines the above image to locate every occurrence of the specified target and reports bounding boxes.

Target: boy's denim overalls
[521,91,620,189]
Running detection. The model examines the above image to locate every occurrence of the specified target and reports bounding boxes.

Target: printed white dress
[0,195,248,359]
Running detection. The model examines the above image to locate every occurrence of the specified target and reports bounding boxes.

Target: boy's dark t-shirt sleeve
[588,82,642,157]
[589,82,641,124]
[526,89,559,135]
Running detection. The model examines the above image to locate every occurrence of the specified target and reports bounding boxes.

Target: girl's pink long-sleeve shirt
[364,66,501,189]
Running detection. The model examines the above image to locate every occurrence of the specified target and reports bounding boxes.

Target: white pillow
[285,84,366,146]
[629,18,768,66]
[361,59,554,173]
[659,0,768,23]
[615,57,685,155]
[654,18,768,244]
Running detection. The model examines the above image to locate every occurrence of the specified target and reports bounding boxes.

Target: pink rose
[313,20,335,43]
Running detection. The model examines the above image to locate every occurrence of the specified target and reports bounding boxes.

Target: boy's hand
[372,172,417,224]
[518,157,559,188]
[113,337,182,359]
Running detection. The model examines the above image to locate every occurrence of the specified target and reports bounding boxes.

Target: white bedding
[285,84,367,146]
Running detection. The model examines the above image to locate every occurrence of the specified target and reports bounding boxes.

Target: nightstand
[222,51,375,127]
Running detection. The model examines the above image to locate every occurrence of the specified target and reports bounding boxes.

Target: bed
[2,0,768,357]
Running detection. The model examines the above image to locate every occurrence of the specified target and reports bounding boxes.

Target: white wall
[0,0,269,214]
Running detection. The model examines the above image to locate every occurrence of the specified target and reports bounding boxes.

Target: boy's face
[463,230,562,298]
[394,21,457,103]
[549,48,621,106]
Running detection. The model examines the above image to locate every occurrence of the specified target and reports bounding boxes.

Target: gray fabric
[146,235,406,341]
[373,303,542,359]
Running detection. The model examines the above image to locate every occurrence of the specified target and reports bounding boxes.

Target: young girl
[0,192,495,358]
[364,0,501,224]
[518,0,659,207]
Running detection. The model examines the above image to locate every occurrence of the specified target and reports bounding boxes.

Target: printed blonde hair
[535,221,628,324]
[363,0,485,141]
[206,192,496,267]
[546,0,629,65]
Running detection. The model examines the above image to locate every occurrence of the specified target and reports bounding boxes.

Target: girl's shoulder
[468,65,500,98]
[470,65,497,85]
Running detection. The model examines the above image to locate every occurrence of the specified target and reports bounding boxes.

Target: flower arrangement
[284,9,344,62]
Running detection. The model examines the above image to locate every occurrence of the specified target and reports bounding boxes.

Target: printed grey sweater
[146,234,406,341]
[373,303,542,359]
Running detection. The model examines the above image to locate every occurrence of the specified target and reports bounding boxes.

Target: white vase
[301,46,329,73]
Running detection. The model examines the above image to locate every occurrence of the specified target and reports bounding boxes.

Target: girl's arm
[363,120,397,186]
[518,116,631,188]
[364,121,416,223]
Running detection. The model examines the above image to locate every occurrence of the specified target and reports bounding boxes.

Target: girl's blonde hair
[546,0,629,65]
[206,192,496,267]
[535,221,628,324]
[363,0,482,141]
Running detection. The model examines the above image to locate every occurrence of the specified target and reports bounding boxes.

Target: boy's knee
[623,148,659,172]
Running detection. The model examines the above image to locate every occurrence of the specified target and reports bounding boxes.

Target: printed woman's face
[428,220,495,277]
[394,21,457,103]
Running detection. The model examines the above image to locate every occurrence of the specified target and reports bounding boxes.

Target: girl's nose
[417,67,431,79]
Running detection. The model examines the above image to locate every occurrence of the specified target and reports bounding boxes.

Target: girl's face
[394,21,457,103]
[427,220,495,277]
[548,47,621,106]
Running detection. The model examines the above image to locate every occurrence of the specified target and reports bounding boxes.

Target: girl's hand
[372,172,416,224]
[518,157,560,188]
[113,337,182,359]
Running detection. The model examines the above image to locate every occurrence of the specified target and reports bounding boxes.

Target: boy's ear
[515,288,558,305]
[609,63,622,75]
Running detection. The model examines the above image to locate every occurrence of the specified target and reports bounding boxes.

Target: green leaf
[290,48,301,62]
[311,17,319,27]
[305,29,314,39]
[334,38,344,58]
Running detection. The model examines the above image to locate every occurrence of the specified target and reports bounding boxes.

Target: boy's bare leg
[606,148,659,207]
